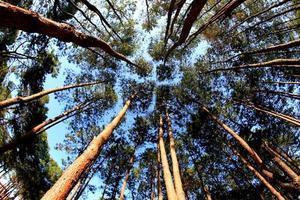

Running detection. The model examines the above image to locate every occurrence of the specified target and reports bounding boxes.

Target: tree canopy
[0,0,299,199]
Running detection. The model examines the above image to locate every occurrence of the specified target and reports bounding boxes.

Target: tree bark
[41,94,135,200]
[235,100,300,127]
[0,101,90,154]
[202,106,264,165]
[0,2,136,66]
[157,144,163,200]
[119,155,134,200]
[203,58,300,73]
[260,81,300,85]
[0,81,102,109]
[256,89,300,100]
[158,114,178,200]
[227,143,285,200]
[203,185,212,200]
[263,142,300,184]
[165,109,186,200]
[166,0,207,57]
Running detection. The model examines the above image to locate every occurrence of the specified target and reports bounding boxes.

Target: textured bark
[41,94,135,200]
[164,0,177,44]
[165,109,186,200]
[158,114,178,200]
[204,58,300,73]
[119,155,134,200]
[0,2,135,66]
[228,143,285,200]
[0,102,89,154]
[167,0,186,43]
[0,81,102,109]
[236,100,300,127]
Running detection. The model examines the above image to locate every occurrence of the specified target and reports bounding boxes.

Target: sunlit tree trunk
[227,143,285,200]
[165,109,186,200]
[203,185,212,200]
[41,94,135,200]
[158,114,178,200]
[0,2,135,66]
[0,81,102,109]
[157,144,163,200]
[119,155,134,200]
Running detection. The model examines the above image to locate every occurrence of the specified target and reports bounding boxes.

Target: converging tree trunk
[0,101,90,154]
[157,144,163,200]
[263,142,300,184]
[203,58,300,74]
[165,109,186,200]
[158,114,178,200]
[227,142,285,200]
[119,155,134,200]
[0,2,136,66]
[235,100,300,127]
[41,94,135,200]
[0,81,102,109]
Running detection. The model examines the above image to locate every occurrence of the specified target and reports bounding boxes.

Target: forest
[0,0,299,199]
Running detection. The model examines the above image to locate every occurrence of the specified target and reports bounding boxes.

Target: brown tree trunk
[41,94,135,200]
[157,144,163,200]
[0,2,135,66]
[260,81,300,85]
[203,185,212,200]
[268,144,300,170]
[203,58,300,74]
[235,100,300,127]
[165,109,186,200]
[0,101,90,154]
[187,0,246,45]
[166,0,207,57]
[227,143,285,200]
[202,106,264,165]
[158,114,178,200]
[0,81,102,109]
[263,142,300,184]
[256,90,300,100]
[220,39,300,63]
[119,155,134,200]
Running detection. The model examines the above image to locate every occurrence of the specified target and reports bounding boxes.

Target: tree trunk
[256,90,300,100]
[0,101,90,153]
[158,114,178,200]
[268,144,300,170]
[260,81,300,85]
[119,155,134,200]
[41,94,135,200]
[203,58,300,74]
[0,81,102,109]
[0,2,135,66]
[263,142,300,184]
[227,143,285,200]
[202,106,264,165]
[157,144,163,200]
[165,109,186,200]
[203,185,212,200]
[235,100,300,127]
